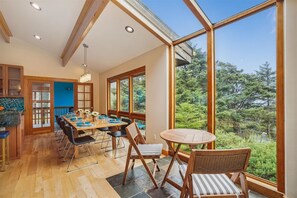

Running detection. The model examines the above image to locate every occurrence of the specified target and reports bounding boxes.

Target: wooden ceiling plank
[213,0,276,29]
[183,0,212,31]
[0,11,13,43]
[61,0,109,66]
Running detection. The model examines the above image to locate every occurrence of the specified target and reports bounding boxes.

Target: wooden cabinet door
[0,64,23,97]
[74,83,93,111]
[7,65,23,97]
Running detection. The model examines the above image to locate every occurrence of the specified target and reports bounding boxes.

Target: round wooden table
[160,128,216,190]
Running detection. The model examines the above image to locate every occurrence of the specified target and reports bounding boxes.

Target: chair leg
[140,157,158,188]
[122,150,131,185]
[67,144,98,172]
[152,159,160,171]
[66,147,76,172]
[131,159,135,170]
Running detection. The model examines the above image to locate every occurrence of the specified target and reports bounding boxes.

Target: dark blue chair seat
[0,131,9,139]
[107,131,127,138]
[98,127,110,132]
[74,135,96,145]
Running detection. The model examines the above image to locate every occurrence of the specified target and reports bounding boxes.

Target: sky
[140,0,276,73]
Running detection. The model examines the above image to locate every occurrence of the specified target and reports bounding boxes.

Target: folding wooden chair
[123,123,163,188]
[180,148,251,198]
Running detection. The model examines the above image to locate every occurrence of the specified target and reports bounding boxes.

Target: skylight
[126,0,203,40]
[196,0,268,23]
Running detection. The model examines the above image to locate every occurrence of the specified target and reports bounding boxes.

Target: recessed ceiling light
[30,2,41,11]
[33,35,42,40]
[125,26,134,33]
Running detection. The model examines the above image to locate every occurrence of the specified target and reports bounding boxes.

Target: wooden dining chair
[180,148,251,198]
[123,123,163,188]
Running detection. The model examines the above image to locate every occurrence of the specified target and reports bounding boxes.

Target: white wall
[284,0,297,197]
[0,38,100,110]
[99,45,169,148]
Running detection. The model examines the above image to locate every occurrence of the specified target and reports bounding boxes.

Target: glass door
[75,83,93,111]
[31,82,54,133]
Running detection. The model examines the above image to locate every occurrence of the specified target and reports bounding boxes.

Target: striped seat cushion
[179,164,241,196]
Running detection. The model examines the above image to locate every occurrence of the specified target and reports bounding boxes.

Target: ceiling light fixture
[33,34,42,40]
[79,44,91,83]
[125,26,134,33]
[30,2,42,11]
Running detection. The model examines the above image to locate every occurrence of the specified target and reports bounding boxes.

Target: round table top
[160,128,216,145]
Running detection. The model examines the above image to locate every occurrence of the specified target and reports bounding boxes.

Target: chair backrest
[109,115,117,119]
[60,120,67,135]
[125,122,146,146]
[64,125,76,144]
[189,148,251,174]
[121,118,132,131]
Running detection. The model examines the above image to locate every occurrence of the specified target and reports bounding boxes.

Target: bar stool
[0,130,9,171]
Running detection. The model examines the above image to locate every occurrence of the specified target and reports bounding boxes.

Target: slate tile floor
[106,156,267,198]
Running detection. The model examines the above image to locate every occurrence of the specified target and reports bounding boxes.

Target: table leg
[109,126,117,150]
[161,142,182,188]
[74,129,79,158]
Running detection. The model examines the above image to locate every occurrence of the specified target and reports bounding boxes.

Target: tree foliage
[175,48,276,181]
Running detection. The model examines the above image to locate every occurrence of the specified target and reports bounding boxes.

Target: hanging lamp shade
[79,43,91,83]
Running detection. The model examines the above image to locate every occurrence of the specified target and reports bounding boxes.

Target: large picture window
[120,78,129,112]
[107,66,146,131]
[215,7,276,182]
[109,81,117,111]
[171,0,282,192]
[132,74,146,113]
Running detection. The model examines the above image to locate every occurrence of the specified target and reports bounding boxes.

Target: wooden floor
[0,132,267,198]
[0,132,139,198]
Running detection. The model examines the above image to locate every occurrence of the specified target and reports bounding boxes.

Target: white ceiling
[0,0,163,73]
[71,2,163,72]
[0,0,85,56]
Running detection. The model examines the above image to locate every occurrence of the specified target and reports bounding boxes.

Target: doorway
[54,82,74,118]
[29,80,54,134]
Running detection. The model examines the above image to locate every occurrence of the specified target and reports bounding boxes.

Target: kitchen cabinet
[0,64,24,97]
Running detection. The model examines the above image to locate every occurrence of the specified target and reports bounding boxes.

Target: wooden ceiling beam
[183,0,212,31]
[61,0,109,66]
[213,0,276,29]
[0,11,12,43]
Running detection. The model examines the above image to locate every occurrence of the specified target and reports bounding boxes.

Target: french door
[29,80,54,134]
[74,83,93,111]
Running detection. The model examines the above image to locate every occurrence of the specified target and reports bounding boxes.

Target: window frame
[169,0,285,195]
[107,66,146,122]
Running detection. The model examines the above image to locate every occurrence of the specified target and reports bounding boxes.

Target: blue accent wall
[54,82,74,107]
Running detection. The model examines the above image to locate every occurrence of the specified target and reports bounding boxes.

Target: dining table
[160,128,216,190]
[62,115,127,157]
